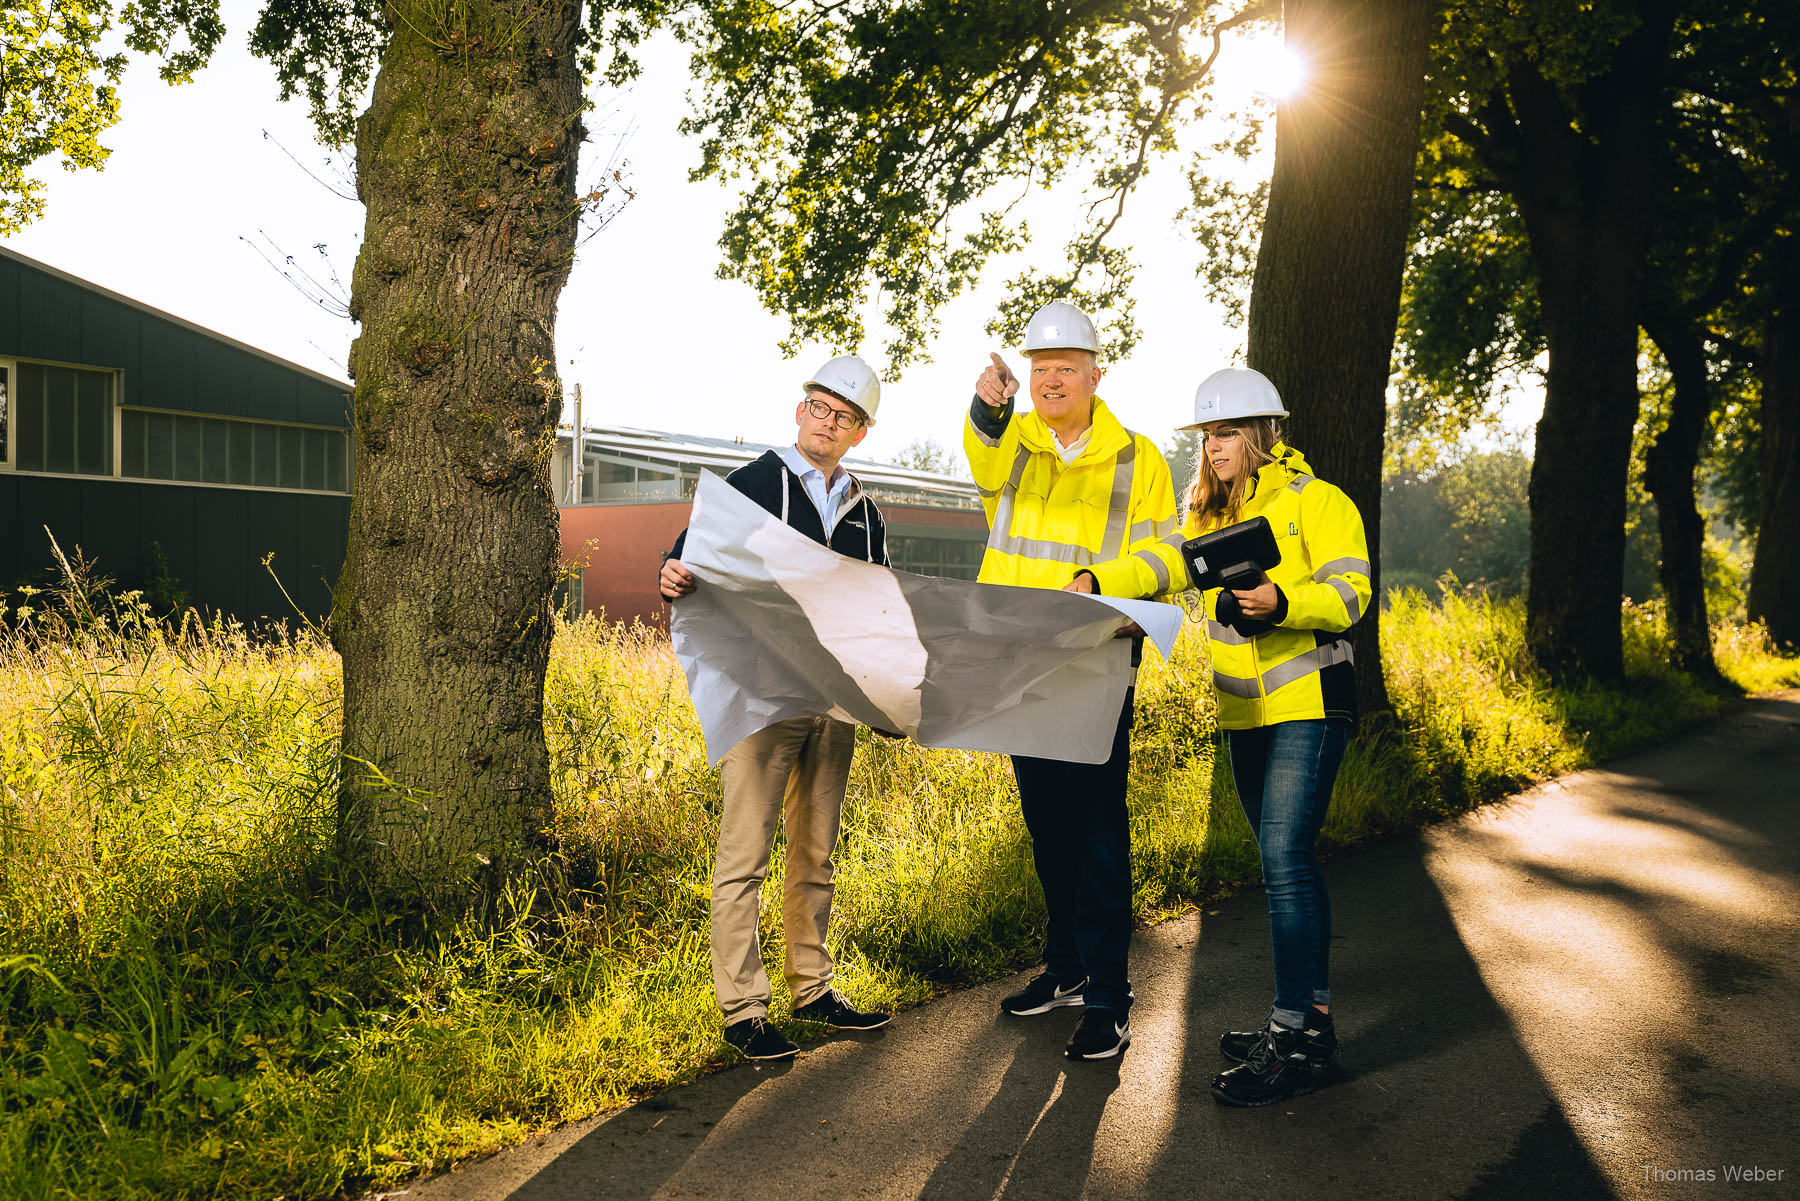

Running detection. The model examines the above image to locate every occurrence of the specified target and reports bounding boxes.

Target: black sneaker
[1211,1023,1314,1107]
[1065,1007,1131,1060]
[1000,971,1087,1016]
[722,1017,799,1061]
[793,989,891,1030]
[1220,1008,1338,1067]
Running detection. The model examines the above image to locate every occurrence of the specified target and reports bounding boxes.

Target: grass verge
[1,580,1795,1198]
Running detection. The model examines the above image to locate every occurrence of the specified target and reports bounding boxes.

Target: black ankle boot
[1220,1008,1337,1067]
[1211,1022,1315,1107]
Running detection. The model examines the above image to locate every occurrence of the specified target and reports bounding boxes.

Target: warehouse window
[6,362,114,476]
[578,448,679,501]
[890,535,984,580]
[120,409,348,493]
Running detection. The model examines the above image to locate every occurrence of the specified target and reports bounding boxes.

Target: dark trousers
[1010,689,1136,1012]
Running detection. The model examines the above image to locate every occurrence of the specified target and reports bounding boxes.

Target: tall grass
[2,572,1795,1200]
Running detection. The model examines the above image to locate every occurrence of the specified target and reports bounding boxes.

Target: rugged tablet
[1180,516,1281,591]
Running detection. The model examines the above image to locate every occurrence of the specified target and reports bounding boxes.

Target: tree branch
[1689,184,1798,319]
[1068,2,1271,279]
[1503,58,1582,203]
[1163,1,1273,94]
[1080,93,1176,252]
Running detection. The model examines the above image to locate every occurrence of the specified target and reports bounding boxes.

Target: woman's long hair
[1182,418,1283,529]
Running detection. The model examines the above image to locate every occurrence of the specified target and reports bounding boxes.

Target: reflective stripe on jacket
[963,395,1185,596]
[1181,443,1371,729]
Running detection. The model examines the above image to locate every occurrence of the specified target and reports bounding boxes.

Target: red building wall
[558,499,986,629]
[559,501,691,628]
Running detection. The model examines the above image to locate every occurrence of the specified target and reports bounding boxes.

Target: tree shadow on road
[501,1058,791,1201]
[916,1028,1122,1201]
[1140,836,1621,1201]
[1419,716,1800,1191]
[1139,698,1800,1200]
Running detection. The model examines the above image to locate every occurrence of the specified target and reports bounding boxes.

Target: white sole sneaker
[1004,992,1086,1017]
[1000,977,1089,1016]
[1067,1018,1132,1060]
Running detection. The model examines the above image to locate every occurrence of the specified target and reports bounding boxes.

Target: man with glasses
[659,354,893,1060]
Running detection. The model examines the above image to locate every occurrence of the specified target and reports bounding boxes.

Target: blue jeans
[1226,718,1349,1022]
[1010,689,1136,1012]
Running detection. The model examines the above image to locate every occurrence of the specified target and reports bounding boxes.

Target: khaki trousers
[711,715,857,1022]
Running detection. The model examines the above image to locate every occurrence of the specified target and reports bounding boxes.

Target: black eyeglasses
[803,397,864,430]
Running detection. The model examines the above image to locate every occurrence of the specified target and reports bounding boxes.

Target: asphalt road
[398,691,1799,1201]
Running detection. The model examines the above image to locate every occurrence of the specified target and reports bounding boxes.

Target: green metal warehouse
[0,245,351,621]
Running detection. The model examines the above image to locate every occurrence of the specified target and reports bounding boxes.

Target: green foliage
[1375,589,1784,810]
[1701,526,1753,624]
[4,564,1796,1199]
[246,0,383,145]
[1704,382,1763,539]
[1380,412,1749,611]
[1182,147,1267,330]
[1621,471,1663,604]
[0,0,680,218]
[1391,187,1542,453]
[139,542,189,620]
[0,0,222,232]
[888,437,967,479]
[1404,0,1799,527]
[676,0,1274,370]
[1381,449,1532,597]
[243,0,681,147]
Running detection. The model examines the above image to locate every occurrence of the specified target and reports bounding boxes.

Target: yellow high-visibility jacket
[963,395,1186,597]
[1181,443,1371,729]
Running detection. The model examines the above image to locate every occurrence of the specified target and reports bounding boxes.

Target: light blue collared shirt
[780,444,856,530]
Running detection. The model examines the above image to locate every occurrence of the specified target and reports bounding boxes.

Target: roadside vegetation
[2,570,1795,1200]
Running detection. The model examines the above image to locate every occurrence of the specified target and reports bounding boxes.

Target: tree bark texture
[1489,7,1675,682]
[1246,0,1433,719]
[1748,240,1800,648]
[333,0,583,895]
[1641,314,1721,678]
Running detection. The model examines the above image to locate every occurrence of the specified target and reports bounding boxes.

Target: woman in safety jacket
[1175,367,1371,1109]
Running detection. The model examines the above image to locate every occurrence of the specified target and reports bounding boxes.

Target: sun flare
[1230,31,1308,102]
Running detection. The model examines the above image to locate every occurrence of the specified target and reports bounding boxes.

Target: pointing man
[661,355,893,1061]
[964,302,1186,1060]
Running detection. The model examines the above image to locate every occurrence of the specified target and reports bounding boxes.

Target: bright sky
[3,2,1540,470]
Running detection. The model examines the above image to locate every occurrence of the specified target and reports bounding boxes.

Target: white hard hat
[1023,301,1101,355]
[803,354,881,424]
[1181,367,1289,429]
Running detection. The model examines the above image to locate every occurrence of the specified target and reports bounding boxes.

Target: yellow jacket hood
[1183,444,1371,728]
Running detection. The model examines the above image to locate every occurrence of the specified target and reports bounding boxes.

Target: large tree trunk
[1748,241,1800,648]
[1494,9,1675,683]
[333,0,583,896]
[1246,0,1433,720]
[1641,314,1722,678]
[1522,237,1643,681]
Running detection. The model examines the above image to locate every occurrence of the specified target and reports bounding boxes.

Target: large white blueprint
[670,472,1181,765]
